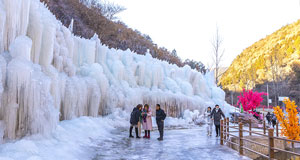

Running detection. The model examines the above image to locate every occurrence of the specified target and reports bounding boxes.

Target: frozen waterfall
[0,0,229,140]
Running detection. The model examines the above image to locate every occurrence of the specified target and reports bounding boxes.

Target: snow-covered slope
[0,0,230,140]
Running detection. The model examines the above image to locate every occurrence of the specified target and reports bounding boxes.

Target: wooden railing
[220,117,300,159]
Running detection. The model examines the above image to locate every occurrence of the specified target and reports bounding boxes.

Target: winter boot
[135,127,140,138]
[129,126,134,138]
[157,137,163,141]
[147,130,150,138]
[143,131,147,138]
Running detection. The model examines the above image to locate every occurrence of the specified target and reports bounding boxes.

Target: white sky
[110,0,300,67]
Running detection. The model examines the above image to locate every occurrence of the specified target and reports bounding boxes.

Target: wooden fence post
[268,128,275,159]
[276,122,279,137]
[224,118,227,140]
[263,120,266,135]
[249,120,252,136]
[239,122,243,155]
[226,117,229,141]
[220,119,224,145]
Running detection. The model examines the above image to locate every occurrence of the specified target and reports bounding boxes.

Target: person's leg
[161,121,164,139]
[209,124,212,136]
[215,125,218,136]
[157,122,160,139]
[138,122,142,137]
[135,126,140,138]
[147,130,150,138]
[143,129,147,138]
[206,124,209,135]
[217,125,220,137]
[158,122,162,138]
[129,125,134,138]
[157,121,163,140]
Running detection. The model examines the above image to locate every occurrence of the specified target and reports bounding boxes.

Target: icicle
[3,36,58,139]
[3,0,30,50]
[0,0,6,53]
[68,18,73,32]
[39,17,55,67]
[27,0,43,64]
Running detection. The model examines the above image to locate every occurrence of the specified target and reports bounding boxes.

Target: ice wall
[0,0,229,139]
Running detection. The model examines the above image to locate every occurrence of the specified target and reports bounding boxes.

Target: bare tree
[97,1,126,20]
[211,26,225,85]
[86,0,126,20]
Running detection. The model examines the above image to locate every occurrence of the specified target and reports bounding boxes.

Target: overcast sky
[110,0,300,67]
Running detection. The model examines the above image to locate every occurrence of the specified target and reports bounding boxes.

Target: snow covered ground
[92,128,249,160]
[0,110,248,160]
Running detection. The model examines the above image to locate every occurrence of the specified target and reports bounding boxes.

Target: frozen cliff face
[0,0,229,139]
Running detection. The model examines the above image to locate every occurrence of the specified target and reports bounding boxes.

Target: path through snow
[91,126,249,160]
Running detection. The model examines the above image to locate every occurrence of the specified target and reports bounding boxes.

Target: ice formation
[0,0,231,140]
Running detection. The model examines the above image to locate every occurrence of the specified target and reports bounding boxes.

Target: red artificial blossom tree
[237,89,267,114]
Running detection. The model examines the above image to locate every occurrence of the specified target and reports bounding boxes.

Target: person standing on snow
[266,112,272,126]
[210,104,225,137]
[129,104,143,138]
[271,113,277,128]
[156,104,166,141]
[142,104,153,138]
[204,106,213,136]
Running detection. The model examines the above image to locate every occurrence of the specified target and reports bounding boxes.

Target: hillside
[220,20,300,92]
[40,0,196,70]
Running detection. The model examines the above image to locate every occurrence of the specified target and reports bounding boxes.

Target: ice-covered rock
[0,0,232,139]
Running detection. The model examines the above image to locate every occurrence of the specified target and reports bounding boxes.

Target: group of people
[266,112,277,128]
[129,104,166,141]
[204,104,225,137]
[130,103,224,139]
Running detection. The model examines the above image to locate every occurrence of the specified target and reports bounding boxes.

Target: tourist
[204,106,213,136]
[129,104,143,138]
[142,104,153,138]
[210,104,225,137]
[156,104,166,141]
[252,109,259,120]
[266,112,272,126]
[271,113,277,128]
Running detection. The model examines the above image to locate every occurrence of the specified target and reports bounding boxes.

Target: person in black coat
[266,112,272,126]
[156,104,166,141]
[210,104,225,137]
[129,104,142,138]
[271,113,277,128]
